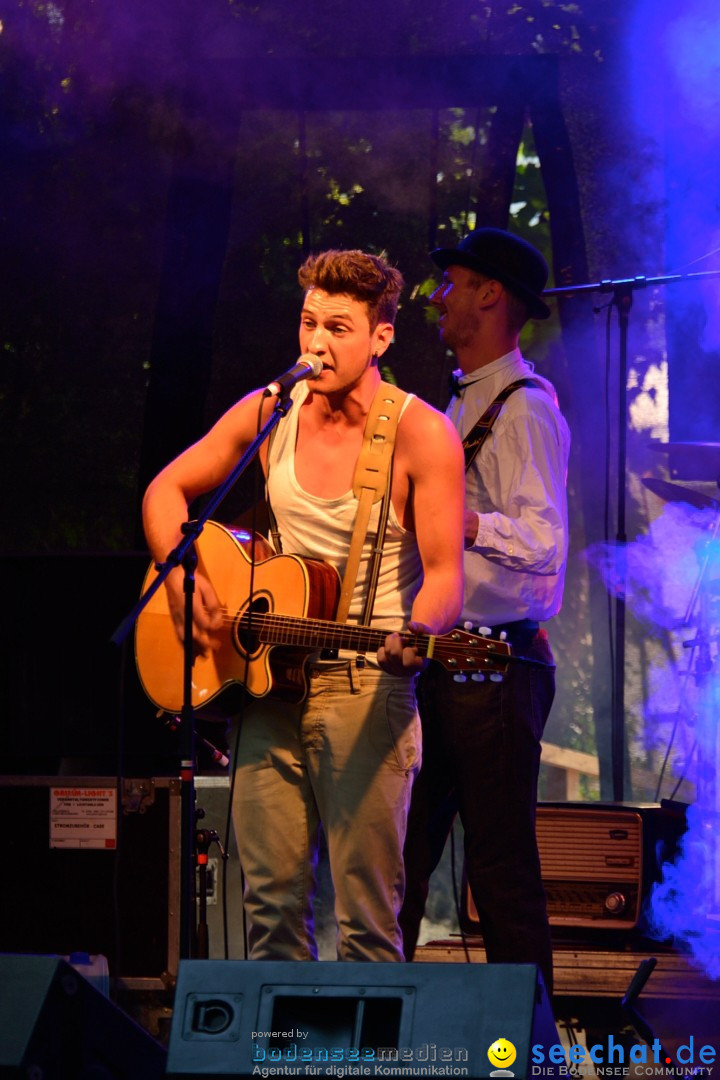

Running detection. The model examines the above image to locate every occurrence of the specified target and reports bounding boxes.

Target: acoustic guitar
[135,520,511,711]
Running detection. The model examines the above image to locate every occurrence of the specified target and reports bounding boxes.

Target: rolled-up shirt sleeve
[448,352,571,626]
[470,406,569,576]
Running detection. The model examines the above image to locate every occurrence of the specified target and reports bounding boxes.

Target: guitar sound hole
[235,595,270,657]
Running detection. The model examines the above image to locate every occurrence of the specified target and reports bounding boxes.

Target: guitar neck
[249,612,426,656]
[242,612,512,678]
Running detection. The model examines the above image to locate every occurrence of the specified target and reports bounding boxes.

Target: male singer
[142,248,465,961]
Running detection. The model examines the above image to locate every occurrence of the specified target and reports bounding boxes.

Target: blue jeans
[232,660,421,961]
[399,625,555,993]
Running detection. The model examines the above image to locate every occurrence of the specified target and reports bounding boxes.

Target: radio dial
[604,891,627,915]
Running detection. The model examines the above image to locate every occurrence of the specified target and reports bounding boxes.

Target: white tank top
[266,382,423,632]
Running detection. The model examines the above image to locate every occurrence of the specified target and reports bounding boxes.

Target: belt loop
[348,660,362,694]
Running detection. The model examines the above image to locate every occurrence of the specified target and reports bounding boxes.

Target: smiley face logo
[488,1038,517,1072]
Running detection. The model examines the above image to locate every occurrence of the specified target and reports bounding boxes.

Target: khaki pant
[232,660,421,962]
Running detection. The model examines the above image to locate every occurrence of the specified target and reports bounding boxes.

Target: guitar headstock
[433,625,513,683]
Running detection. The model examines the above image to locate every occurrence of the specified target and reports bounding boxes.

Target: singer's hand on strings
[164,567,222,657]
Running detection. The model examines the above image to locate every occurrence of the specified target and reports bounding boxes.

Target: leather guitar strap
[335,380,408,626]
[264,380,407,633]
[462,377,541,471]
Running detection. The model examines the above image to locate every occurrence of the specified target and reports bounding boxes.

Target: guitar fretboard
[238,611,510,668]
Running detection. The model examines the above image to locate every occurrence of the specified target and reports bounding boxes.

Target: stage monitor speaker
[462,801,687,934]
[166,959,560,1078]
[0,954,167,1078]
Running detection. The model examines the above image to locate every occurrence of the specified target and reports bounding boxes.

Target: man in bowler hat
[399,228,571,995]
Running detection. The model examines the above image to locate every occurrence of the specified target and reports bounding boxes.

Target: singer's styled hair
[298,249,404,329]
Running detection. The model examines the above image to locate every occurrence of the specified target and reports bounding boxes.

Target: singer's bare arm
[142,388,276,655]
[376,397,465,675]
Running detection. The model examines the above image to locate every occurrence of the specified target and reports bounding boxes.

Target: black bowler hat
[430,227,552,320]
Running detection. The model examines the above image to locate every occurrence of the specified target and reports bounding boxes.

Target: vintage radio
[462,801,687,933]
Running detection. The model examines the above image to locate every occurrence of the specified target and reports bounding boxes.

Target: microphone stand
[111,389,296,961]
[621,958,685,1076]
[544,268,720,802]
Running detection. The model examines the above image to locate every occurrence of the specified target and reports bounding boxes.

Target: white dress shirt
[447,347,571,626]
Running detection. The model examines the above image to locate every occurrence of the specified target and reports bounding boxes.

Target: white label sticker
[50,787,117,849]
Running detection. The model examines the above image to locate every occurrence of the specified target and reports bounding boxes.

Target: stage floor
[415,937,720,1069]
[415,936,720,1000]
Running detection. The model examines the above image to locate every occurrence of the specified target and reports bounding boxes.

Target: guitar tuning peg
[499,631,507,641]
[471,672,485,682]
[489,673,503,683]
[453,673,468,683]
[478,626,492,637]
[463,621,473,630]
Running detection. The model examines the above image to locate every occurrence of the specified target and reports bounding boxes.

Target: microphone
[263,355,323,397]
